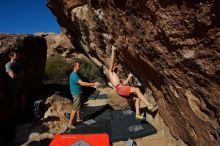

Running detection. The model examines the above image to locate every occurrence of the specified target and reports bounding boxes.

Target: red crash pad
[50,134,110,146]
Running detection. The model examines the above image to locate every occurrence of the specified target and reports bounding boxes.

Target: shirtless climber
[108,46,158,120]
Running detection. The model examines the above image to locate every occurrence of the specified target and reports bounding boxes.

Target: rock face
[34,32,88,85]
[43,95,72,133]
[47,0,220,145]
[0,34,47,121]
[35,32,75,58]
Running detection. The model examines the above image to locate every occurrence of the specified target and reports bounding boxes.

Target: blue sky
[0,0,61,34]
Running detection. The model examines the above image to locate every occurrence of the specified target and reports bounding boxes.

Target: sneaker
[64,125,76,133]
[148,102,158,112]
[77,119,83,123]
[136,114,145,120]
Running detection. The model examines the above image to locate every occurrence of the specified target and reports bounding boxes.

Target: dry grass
[100,87,133,110]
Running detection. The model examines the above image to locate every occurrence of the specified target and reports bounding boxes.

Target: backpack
[34,100,44,119]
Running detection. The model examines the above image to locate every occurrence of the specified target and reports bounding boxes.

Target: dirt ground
[97,88,187,146]
[15,87,187,146]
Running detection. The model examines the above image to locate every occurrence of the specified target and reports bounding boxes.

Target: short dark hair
[9,51,19,57]
[73,62,80,68]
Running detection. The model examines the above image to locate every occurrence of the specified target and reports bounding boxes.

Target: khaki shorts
[72,94,83,111]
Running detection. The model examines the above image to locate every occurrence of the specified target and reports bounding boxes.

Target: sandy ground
[88,88,187,146]
[14,87,187,146]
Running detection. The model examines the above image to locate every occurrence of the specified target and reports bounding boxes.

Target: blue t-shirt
[69,71,82,96]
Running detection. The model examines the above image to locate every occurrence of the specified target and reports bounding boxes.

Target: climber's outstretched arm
[123,73,133,85]
[109,46,116,72]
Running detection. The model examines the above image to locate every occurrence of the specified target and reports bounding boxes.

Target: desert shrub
[44,54,69,84]
[44,54,106,86]
[45,54,67,77]
[73,57,106,86]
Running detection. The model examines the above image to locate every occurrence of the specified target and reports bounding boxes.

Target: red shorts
[115,84,131,97]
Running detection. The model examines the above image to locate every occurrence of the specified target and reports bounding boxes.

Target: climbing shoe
[136,114,145,120]
[148,102,158,112]
[64,125,76,133]
[77,118,83,123]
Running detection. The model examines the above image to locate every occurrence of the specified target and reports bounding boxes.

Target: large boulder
[20,95,72,146]
[35,32,75,58]
[47,0,220,145]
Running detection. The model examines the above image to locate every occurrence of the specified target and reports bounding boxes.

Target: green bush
[74,57,106,86]
[44,54,70,85]
[45,54,68,78]
[44,54,106,86]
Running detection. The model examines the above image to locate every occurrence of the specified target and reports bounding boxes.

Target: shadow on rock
[27,138,52,146]
[40,116,60,123]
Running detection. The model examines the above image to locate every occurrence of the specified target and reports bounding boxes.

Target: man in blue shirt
[68,62,100,129]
